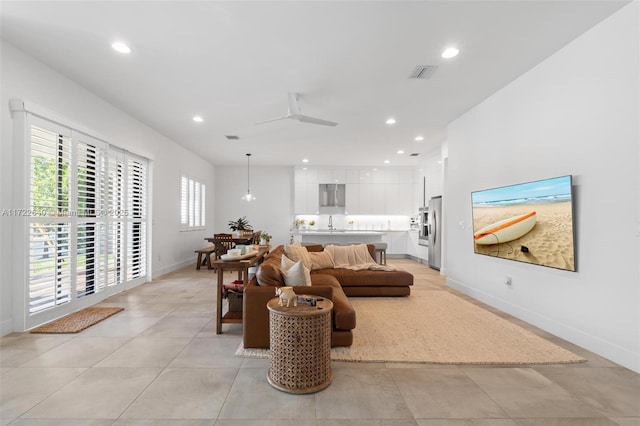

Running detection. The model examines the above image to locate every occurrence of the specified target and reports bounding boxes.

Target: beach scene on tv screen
[471,175,575,272]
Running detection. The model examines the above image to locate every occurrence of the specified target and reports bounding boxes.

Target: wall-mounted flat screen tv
[471,175,576,272]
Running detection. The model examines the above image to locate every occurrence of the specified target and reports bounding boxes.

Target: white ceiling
[0,1,628,167]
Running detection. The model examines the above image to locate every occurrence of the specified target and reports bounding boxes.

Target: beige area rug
[30,307,124,333]
[236,291,585,365]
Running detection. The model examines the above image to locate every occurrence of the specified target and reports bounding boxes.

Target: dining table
[204,235,254,245]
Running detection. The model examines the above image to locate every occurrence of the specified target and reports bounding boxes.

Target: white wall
[214,166,293,247]
[0,40,215,334]
[444,3,639,372]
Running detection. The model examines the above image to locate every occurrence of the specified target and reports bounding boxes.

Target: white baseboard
[152,259,194,279]
[447,277,640,373]
[0,318,13,336]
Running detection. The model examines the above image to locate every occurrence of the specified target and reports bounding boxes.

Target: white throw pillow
[282,260,311,287]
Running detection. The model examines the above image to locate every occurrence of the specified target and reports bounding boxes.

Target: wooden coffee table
[266,296,333,394]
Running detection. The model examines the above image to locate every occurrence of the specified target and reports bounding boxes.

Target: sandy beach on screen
[472,201,575,271]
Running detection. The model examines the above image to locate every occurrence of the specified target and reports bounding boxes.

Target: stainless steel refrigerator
[428,196,442,270]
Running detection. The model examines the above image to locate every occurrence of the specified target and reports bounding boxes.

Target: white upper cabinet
[332,168,346,183]
[346,169,360,184]
[371,168,386,183]
[345,183,359,214]
[295,166,415,215]
[295,166,318,184]
[294,183,319,214]
[318,167,345,183]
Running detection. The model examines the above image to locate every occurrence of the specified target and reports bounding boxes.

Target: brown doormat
[30,307,124,334]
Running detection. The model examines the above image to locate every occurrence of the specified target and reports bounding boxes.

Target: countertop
[291,230,386,236]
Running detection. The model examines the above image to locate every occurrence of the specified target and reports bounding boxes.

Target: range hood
[319,183,345,214]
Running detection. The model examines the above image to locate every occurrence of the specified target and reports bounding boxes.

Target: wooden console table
[213,245,270,334]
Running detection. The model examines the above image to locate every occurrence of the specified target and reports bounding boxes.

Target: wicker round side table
[267,296,333,394]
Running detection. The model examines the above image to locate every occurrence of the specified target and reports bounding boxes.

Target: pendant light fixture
[242,153,255,201]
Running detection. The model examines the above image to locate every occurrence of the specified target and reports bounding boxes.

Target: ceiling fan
[256,92,338,127]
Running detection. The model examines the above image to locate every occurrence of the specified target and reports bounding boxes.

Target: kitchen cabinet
[345,183,359,214]
[295,166,414,215]
[295,167,318,184]
[381,231,408,255]
[345,169,360,184]
[318,167,345,183]
[407,231,419,257]
[294,183,319,214]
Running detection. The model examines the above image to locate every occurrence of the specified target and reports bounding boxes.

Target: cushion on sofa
[308,251,334,270]
[284,243,312,269]
[281,257,311,287]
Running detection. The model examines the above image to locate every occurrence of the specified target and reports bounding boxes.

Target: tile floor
[1,259,639,425]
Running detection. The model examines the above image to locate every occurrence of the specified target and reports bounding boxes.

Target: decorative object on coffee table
[267,296,333,394]
[275,286,296,307]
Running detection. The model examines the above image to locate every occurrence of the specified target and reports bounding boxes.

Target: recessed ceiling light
[302,158,309,163]
[397,150,405,155]
[442,47,459,59]
[111,41,131,54]
[414,136,424,141]
[384,160,390,164]
[192,116,203,123]
[385,118,396,125]
[372,168,378,171]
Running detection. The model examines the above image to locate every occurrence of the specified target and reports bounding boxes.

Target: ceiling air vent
[409,65,438,80]
[225,135,240,140]
[410,153,420,157]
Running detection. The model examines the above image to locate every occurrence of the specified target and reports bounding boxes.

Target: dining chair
[212,233,234,260]
[251,230,262,245]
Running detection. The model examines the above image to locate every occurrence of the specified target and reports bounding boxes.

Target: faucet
[328,215,333,231]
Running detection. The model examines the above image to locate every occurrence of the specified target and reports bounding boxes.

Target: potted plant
[260,232,272,245]
[294,218,306,230]
[309,220,317,230]
[228,216,252,236]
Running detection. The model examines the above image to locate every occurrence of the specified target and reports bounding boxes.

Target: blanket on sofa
[325,244,396,271]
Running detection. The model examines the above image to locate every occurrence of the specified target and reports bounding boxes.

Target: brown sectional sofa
[242,244,413,349]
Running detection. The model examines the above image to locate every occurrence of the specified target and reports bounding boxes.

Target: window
[27,115,148,315]
[180,175,205,230]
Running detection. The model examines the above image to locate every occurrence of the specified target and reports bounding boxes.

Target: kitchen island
[291,230,385,245]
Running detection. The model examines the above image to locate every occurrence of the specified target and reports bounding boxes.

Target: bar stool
[373,242,387,265]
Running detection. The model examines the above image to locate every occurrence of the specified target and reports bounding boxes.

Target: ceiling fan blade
[297,115,339,127]
[256,92,338,127]
[255,115,290,125]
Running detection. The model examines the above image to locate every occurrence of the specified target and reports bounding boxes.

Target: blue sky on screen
[472,176,571,204]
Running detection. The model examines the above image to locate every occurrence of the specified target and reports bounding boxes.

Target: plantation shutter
[126,156,147,281]
[180,176,188,227]
[180,176,205,230]
[28,119,72,313]
[25,114,149,319]
[107,148,125,287]
[76,134,107,298]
